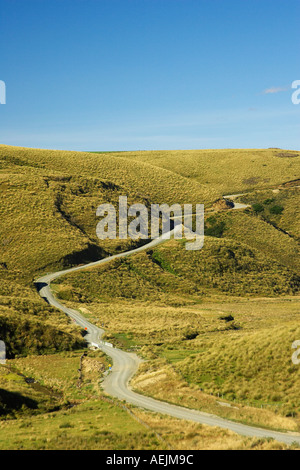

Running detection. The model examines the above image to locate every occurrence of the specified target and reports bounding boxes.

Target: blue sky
[0,0,299,151]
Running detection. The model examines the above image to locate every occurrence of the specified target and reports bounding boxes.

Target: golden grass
[238,186,300,239]
[131,357,300,433]
[219,207,300,273]
[0,145,213,205]
[53,235,300,312]
[1,144,300,448]
[133,409,298,450]
[111,148,300,196]
[1,353,296,450]
[54,285,300,433]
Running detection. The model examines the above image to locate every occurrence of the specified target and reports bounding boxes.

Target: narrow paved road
[35,202,300,447]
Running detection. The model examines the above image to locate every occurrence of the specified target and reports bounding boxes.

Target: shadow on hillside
[34,282,48,293]
[61,243,108,267]
[0,388,38,416]
[34,282,50,305]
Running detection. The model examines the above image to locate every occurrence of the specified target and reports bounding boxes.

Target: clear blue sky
[0,0,299,151]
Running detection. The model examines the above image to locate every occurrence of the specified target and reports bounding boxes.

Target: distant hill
[0,144,299,358]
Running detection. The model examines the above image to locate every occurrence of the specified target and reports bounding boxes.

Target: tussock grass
[132,359,300,433]
[176,323,300,413]
[239,187,300,239]
[1,353,297,450]
[107,148,300,196]
[211,209,300,273]
[133,410,298,450]
[1,144,300,448]
[54,237,300,306]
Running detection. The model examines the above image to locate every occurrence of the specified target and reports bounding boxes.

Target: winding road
[35,199,300,447]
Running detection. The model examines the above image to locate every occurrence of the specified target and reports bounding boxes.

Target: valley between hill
[0,145,299,450]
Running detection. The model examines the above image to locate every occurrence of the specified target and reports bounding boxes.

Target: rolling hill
[0,144,299,448]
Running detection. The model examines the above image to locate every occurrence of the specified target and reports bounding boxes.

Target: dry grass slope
[0,144,299,448]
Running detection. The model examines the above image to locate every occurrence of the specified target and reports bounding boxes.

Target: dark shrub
[270,205,284,215]
[252,203,264,213]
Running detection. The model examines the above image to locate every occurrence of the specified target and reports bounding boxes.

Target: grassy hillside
[204,210,300,273]
[1,145,299,283]
[0,144,299,448]
[175,323,300,410]
[0,145,214,206]
[54,278,300,431]
[238,186,300,239]
[1,353,293,450]
[0,144,225,358]
[108,148,300,195]
[53,237,300,303]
